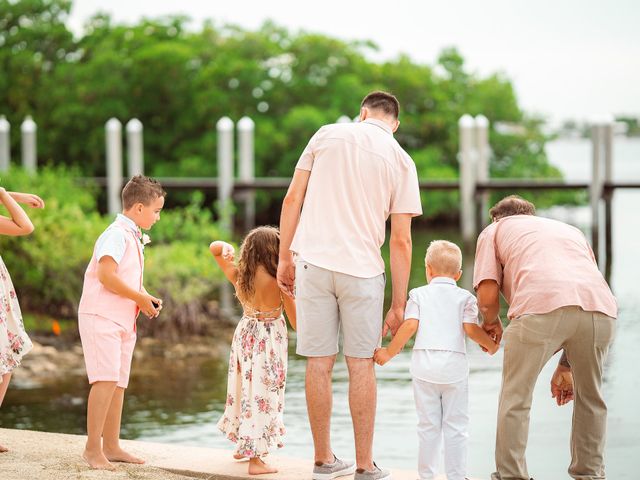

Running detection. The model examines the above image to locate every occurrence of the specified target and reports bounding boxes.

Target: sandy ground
[0,428,466,480]
[0,428,200,480]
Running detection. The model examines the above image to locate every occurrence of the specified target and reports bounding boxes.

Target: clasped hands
[375,314,574,407]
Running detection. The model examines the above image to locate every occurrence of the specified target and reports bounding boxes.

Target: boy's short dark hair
[489,195,536,220]
[361,91,400,119]
[121,175,166,210]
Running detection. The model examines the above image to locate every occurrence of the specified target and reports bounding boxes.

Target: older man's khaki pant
[496,306,615,480]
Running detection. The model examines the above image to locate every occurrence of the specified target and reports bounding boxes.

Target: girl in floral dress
[0,186,45,452]
[210,226,296,475]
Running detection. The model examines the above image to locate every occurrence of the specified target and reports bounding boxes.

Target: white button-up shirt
[405,277,479,384]
[95,214,140,264]
[291,118,422,278]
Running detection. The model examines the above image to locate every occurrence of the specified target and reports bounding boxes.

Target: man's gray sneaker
[354,462,392,480]
[312,456,356,480]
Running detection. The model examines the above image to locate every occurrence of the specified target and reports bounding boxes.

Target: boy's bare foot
[248,457,278,475]
[103,447,145,464]
[82,450,116,470]
[0,444,8,453]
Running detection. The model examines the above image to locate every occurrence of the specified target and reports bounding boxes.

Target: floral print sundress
[0,255,33,382]
[217,300,288,458]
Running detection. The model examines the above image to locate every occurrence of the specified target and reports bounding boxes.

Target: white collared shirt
[290,118,422,278]
[405,277,479,384]
[95,214,139,264]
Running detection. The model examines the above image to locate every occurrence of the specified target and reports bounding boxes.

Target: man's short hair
[361,91,400,119]
[425,240,462,276]
[121,175,166,210]
[489,195,536,220]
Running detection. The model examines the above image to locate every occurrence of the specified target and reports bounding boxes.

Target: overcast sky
[68,0,640,122]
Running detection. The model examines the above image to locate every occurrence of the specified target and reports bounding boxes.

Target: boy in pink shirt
[78,175,165,470]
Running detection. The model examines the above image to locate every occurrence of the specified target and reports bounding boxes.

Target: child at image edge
[0,187,45,453]
[374,240,499,480]
[210,226,296,476]
[78,175,165,470]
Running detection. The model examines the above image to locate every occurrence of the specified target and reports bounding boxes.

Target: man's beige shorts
[295,260,385,358]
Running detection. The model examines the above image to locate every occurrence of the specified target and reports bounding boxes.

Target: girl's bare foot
[248,457,277,475]
[0,444,8,453]
[82,450,116,470]
[234,452,249,461]
[103,447,145,464]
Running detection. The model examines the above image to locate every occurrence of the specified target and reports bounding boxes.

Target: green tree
[0,0,74,160]
[1,2,577,220]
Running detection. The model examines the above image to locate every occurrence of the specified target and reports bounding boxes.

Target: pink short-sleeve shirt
[290,118,422,278]
[473,215,617,320]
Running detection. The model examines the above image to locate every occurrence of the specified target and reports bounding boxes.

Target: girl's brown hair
[235,226,280,303]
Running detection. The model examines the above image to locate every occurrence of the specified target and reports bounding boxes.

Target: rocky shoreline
[12,332,234,389]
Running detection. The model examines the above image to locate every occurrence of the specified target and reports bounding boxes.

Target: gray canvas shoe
[312,456,357,480]
[354,462,392,480]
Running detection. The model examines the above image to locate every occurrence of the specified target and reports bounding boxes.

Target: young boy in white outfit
[374,240,499,480]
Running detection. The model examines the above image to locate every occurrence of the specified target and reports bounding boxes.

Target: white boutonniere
[142,233,151,246]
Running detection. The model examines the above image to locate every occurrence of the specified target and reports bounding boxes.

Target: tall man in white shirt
[277,91,422,480]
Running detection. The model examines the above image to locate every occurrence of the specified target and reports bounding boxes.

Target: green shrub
[0,167,107,316]
[0,167,229,338]
[151,190,227,245]
[142,241,228,338]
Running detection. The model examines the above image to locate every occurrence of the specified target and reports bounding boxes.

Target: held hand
[482,319,504,346]
[382,306,404,338]
[277,257,296,298]
[373,348,392,366]
[485,340,500,355]
[137,293,162,319]
[551,365,574,406]
[11,192,45,209]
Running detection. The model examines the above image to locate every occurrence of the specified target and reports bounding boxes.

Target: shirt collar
[363,118,393,135]
[116,213,139,235]
[429,277,457,286]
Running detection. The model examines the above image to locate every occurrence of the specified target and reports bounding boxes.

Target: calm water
[2,139,639,479]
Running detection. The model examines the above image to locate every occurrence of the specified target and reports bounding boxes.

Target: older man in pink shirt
[278,91,422,480]
[474,195,617,480]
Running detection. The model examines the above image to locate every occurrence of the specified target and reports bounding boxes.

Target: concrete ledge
[0,428,480,479]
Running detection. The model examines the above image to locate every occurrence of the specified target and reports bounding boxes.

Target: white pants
[412,377,469,480]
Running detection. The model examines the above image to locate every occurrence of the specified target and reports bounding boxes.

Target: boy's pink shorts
[78,313,136,389]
